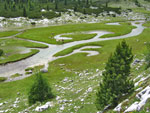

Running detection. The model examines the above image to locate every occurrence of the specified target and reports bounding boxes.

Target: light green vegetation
[11,73,22,78]
[0,49,39,65]
[133,7,150,16]
[0,38,48,48]
[54,27,149,57]
[143,21,150,27]
[0,38,47,65]
[61,33,97,43]
[0,31,19,38]
[0,22,149,112]
[17,22,135,44]
[0,77,7,82]
[25,65,44,75]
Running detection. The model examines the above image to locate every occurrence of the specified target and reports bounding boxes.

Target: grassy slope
[0,24,149,113]
[143,21,150,27]
[17,22,135,44]
[0,31,19,37]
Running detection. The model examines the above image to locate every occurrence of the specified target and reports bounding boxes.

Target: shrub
[28,72,53,105]
[0,49,3,56]
[0,77,7,82]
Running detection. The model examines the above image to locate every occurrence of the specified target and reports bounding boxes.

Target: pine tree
[74,5,77,12]
[55,0,58,10]
[64,0,67,5]
[23,7,27,17]
[86,0,89,5]
[28,73,53,105]
[96,40,134,110]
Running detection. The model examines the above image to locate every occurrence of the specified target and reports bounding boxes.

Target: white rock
[47,102,54,107]
[96,69,99,72]
[81,99,84,102]
[41,9,46,12]
[114,103,122,112]
[135,87,143,91]
[60,106,65,110]
[56,96,60,100]
[87,87,93,93]
[35,102,54,112]
[13,104,18,108]
[0,103,3,106]
[125,86,150,112]
[124,102,139,112]
[63,77,68,82]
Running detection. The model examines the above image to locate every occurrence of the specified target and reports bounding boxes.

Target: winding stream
[0,21,145,81]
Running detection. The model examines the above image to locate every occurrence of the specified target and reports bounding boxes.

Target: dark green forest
[0,0,121,19]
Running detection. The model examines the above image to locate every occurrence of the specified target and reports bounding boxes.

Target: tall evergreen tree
[86,0,89,5]
[96,40,134,111]
[23,6,27,17]
[64,0,67,5]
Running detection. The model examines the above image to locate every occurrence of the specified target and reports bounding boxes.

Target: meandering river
[0,21,145,81]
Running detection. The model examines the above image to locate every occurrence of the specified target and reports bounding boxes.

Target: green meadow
[17,22,135,44]
[0,21,149,112]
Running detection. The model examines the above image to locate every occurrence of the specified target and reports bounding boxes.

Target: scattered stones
[35,102,54,112]
[125,86,150,112]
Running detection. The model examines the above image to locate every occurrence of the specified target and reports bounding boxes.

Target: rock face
[132,59,141,65]
[35,102,54,112]
[125,86,150,112]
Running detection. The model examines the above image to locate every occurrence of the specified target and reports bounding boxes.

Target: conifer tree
[23,7,27,17]
[96,40,134,111]
[28,73,53,105]
[64,0,67,5]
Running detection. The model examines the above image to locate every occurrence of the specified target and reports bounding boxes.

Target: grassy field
[0,31,19,38]
[0,22,149,113]
[0,49,39,65]
[17,22,135,44]
[143,21,150,27]
[0,38,48,65]
[61,33,97,43]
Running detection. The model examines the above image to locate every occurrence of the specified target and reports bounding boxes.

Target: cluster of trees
[0,0,121,18]
[96,40,134,111]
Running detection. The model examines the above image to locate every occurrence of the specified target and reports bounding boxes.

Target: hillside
[0,0,150,113]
